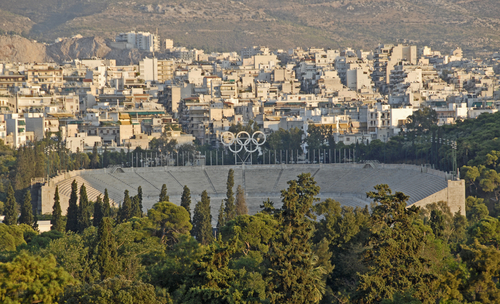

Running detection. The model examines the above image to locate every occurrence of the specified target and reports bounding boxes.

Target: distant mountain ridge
[0,0,499,56]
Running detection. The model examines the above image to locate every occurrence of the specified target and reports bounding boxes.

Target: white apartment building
[165,39,174,50]
[5,114,28,148]
[347,68,374,92]
[115,31,160,52]
[372,44,417,92]
[139,57,158,82]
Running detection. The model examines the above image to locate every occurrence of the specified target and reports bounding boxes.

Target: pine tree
[223,169,235,224]
[18,190,34,226]
[3,185,17,225]
[180,185,191,220]
[235,185,248,216]
[260,198,275,215]
[430,209,446,238]
[355,184,439,303]
[51,186,64,232]
[217,201,225,231]
[132,186,143,217]
[192,190,213,245]
[93,195,104,227]
[159,184,169,202]
[266,173,324,304]
[102,189,111,218]
[66,180,79,233]
[182,239,249,303]
[119,190,133,223]
[77,184,91,233]
[96,217,118,280]
[0,252,73,303]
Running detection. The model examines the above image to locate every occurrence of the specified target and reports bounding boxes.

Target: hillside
[0,0,500,56]
[0,35,49,63]
[0,35,152,65]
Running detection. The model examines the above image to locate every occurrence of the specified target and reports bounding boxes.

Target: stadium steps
[245,168,281,193]
[54,164,453,215]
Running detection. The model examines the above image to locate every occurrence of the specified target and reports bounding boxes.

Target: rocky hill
[0,0,499,57]
[46,37,112,63]
[0,35,49,63]
[0,35,151,65]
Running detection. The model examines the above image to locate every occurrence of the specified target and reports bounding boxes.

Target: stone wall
[410,180,466,215]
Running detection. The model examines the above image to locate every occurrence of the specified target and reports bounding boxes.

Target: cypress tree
[14,146,34,190]
[224,169,235,223]
[14,147,25,191]
[34,143,46,178]
[266,173,323,304]
[51,186,64,232]
[180,185,191,220]
[77,184,91,233]
[19,190,34,226]
[116,203,121,222]
[102,189,111,218]
[33,207,39,232]
[216,201,225,231]
[93,195,104,227]
[91,143,99,169]
[132,186,143,217]
[66,180,79,233]
[3,185,17,225]
[159,184,169,202]
[132,196,140,218]
[119,190,133,223]
[235,185,248,216]
[192,190,213,245]
[96,217,118,280]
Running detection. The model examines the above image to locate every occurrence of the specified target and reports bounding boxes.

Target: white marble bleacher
[274,167,318,192]
[112,171,160,199]
[80,174,123,205]
[138,170,185,195]
[172,168,216,195]
[55,175,112,205]
[57,178,74,198]
[244,168,281,194]
[69,164,449,215]
[311,166,447,205]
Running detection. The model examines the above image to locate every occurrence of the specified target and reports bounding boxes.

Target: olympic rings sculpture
[221,131,266,153]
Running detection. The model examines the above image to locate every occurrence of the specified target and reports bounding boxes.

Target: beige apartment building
[26,68,64,90]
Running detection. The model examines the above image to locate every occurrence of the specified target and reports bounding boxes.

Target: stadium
[39,163,465,223]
